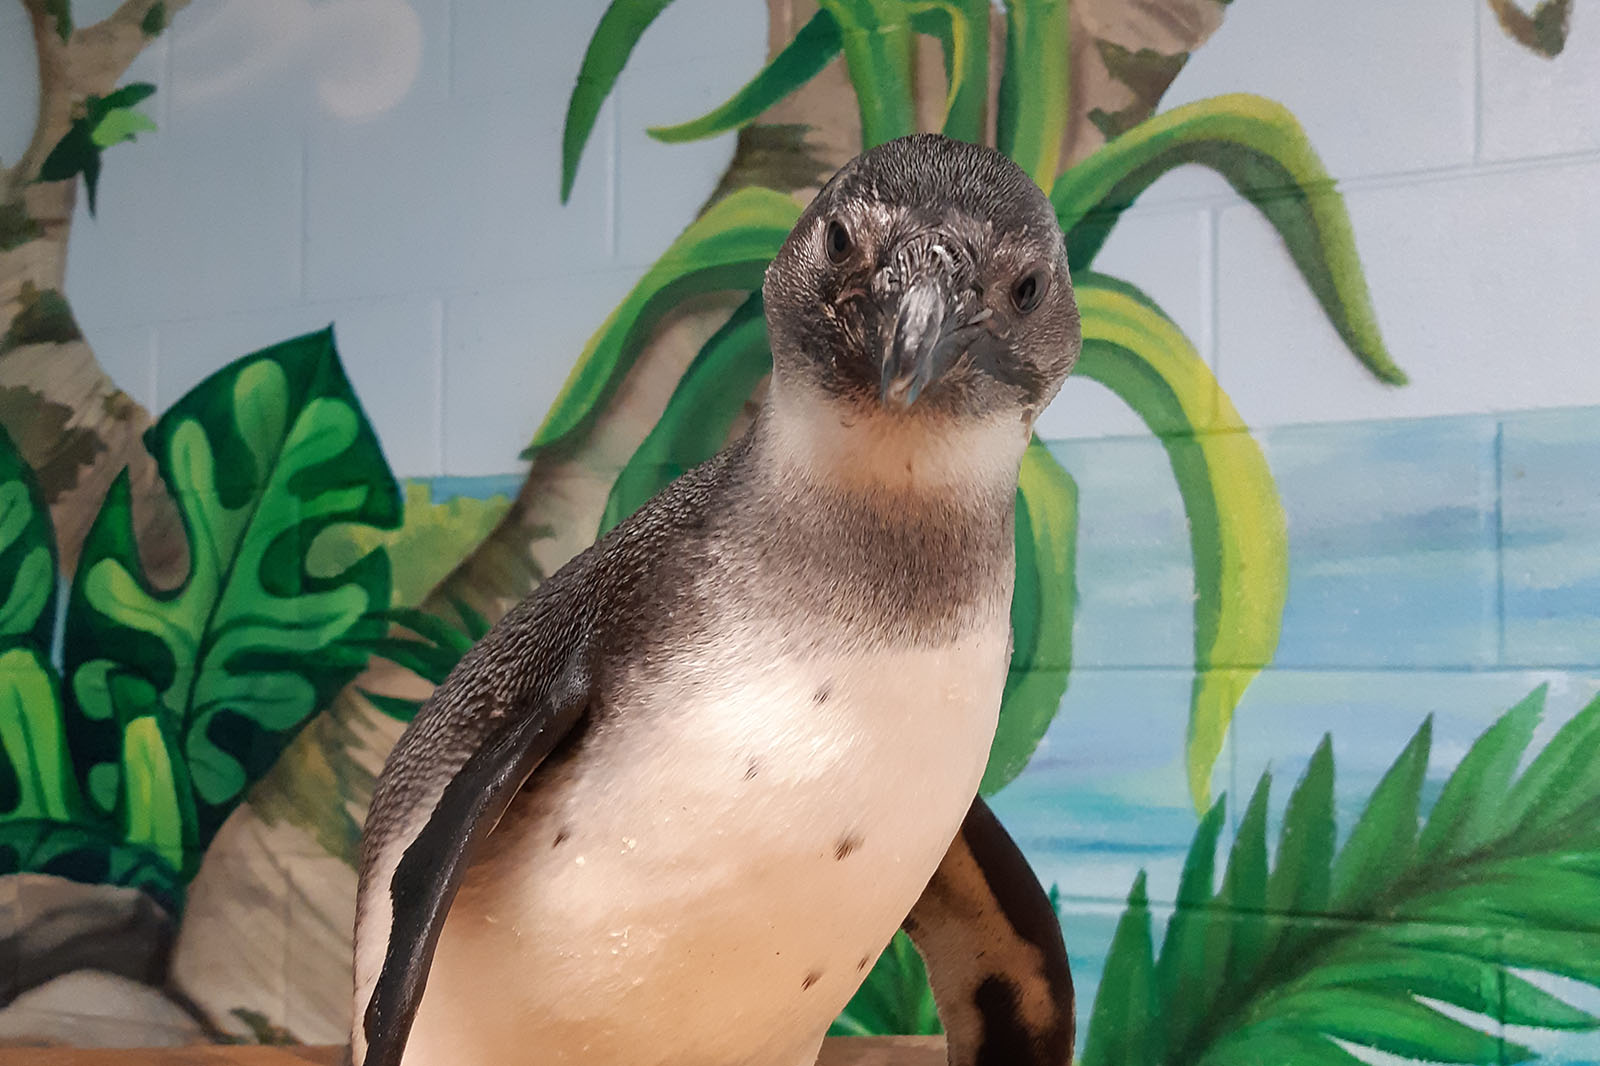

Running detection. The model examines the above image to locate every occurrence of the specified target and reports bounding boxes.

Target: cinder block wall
[1,0,1597,1058]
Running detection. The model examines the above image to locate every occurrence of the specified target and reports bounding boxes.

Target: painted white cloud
[173,0,422,121]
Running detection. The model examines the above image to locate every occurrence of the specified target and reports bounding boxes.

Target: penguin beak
[878,269,989,410]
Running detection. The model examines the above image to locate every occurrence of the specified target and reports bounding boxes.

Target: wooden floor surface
[0,1037,947,1066]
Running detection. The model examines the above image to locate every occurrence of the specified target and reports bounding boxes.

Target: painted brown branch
[1486,0,1571,58]
[0,0,192,583]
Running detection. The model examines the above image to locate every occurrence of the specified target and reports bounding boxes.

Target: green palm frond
[1074,274,1289,809]
[1052,93,1406,385]
[561,0,680,202]
[647,10,844,144]
[996,0,1068,186]
[521,186,801,460]
[817,0,917,147]
[1085,684,1600,1066]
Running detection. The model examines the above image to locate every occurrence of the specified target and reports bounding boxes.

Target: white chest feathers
[403,624,1011,1066]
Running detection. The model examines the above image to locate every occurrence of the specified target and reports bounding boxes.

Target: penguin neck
[756,375,1029,509]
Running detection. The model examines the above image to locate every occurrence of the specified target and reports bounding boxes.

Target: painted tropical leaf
[817,0,917,148]
[830,928,941,1038]
[0,423,58,655]
[996,0,1068,186]
[1083,683,1600,1066]
[981,437,1076,796]
[648,9,844,144]
[36,82,159,217]
[0,817,181,911]
[353,600,492,722]
[522,186,801,459]
[905,0,990,142]
[1072,274,1287,810]
[599,293,770,534]
[1051,93,1406,385]
[62,327,402,867]
[561,0,679,201]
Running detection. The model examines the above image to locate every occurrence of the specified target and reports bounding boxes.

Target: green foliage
[63,329,401,861]
[905,0,989,141]
[830,930,941,1037]
[140,1,168,38]
[1083,685,1600,1065]
[522,186,801,459]
[599,293,771,533]
[560,0,678,202]
[647,11,843,144]
[995,0,1068,185]
[309,479,510,608]
[0,329,400,904]
[36,82,159,216]
[982,438,1076,796]
[817,0,916,149]
[353,600,491,722]
[1052,93,1406,385]
[43,0,72,41]
[1073,275,1287,809]
[0,203,44,253]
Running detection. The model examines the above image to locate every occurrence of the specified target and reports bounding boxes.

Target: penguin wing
[352,593,595,1066]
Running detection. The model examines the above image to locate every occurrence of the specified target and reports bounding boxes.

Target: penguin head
[763,133,1081,427]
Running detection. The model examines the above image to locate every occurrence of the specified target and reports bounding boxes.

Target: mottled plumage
[352,134,1081,1066]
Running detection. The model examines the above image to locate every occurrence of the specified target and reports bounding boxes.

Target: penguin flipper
[904,796,1075,1066]
[356,652,592,1066]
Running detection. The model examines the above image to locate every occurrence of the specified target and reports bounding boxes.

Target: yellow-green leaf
[523,186,801,458]
[648,9,843,144]
[1052,93,1406,384]
[997,0,1068,186]
[0,647,79,823]
[1073,274,1287,810]
[981,437,1076,796]
[120,715,186,873]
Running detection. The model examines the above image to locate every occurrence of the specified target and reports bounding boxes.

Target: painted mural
[1,0,1596,1062]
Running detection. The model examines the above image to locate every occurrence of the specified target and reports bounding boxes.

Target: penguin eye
[825,220,852,264]
[1011,268,1049,314]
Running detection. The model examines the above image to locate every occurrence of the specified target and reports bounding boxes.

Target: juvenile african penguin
[352,133,1082,1066]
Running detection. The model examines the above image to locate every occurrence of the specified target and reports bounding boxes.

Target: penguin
[351,133,1082,1066]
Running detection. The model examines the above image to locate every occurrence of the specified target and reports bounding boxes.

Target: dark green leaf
[1086,687,1600,1064]
[648,10,842,144]
[1328,716,1431,913]
[599,294,769,535]
[35,122,103,215]
[523,187,799,459]
[1500,689,1600,839]
[561,0,677,201]
[1419,684,1543,862]
[0,424,59,653]
[1155,796,1227,1056]
[140,2,167,37]
[1265,734,1335,921]
[0,817,180,911]
[1081,871,1159,1066]
[1216,772,1271,996]
[90,83,158,120]
[64,328,402,864]
[981,439,1075,795]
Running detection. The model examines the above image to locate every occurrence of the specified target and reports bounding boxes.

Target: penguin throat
[761,380,1028,502]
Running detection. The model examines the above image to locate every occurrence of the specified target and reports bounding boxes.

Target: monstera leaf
[1084,684,1600,1066]
[0,424,182,906]
[62,328,401,870]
